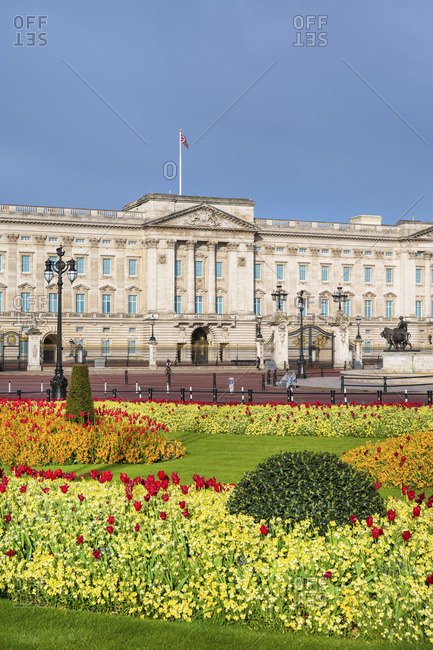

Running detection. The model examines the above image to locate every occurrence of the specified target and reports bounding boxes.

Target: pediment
[99,284,116,292]
[125,285,142,293]
[73,284,90,292]
[17,282,36,290]
[363,291,376,298]
[144,203,257,232]
[383,292,397,298]
[407,226,433,240]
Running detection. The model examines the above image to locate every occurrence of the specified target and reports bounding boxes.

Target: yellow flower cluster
[0,399,185,465]
[123,400,433,439]
[0,471,432,642]
[343,429,433,488]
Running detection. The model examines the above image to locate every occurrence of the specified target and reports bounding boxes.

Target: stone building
[0,193,432,368]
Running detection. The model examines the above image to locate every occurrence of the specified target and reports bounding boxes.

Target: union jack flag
[181,133,189,149]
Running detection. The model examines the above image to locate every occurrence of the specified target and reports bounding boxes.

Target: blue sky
[1,1,431,224]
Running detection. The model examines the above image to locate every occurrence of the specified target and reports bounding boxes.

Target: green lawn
[9,430,400,497]
[0,599,430,650]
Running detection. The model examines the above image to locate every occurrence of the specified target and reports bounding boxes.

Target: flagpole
[179,129,182,196]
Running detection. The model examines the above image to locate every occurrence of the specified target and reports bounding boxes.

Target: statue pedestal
[382,350,430,374]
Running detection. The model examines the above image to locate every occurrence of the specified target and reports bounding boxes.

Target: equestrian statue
[380,316,412,350]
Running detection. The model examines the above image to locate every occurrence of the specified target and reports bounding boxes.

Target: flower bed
[0,467,432,642]
[0,399,185,465]
[343,429,433,489]
[123,400,433,439]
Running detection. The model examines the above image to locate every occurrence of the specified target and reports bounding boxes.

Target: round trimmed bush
[227,450,386,535]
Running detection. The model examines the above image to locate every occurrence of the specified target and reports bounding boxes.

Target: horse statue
[380,327,412,350]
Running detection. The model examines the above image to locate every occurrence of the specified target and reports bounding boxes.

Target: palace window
[102,258,111,275]
[364,267,372,283]
[385,268,393,283]
[195,296,203,314]
[321,266,329,282]
[128,340,136,355]
[215,262,223,278]
[416,300,422,318]
[21,292,30,313]
[49,293,58,313]
[21,255,30,273]
[364,341,371,354]
[343,266,350,283]
[195,261,203,278]
[175,296,182,314]
[299,265,306,281]
[175,260,182,277]
[215,296,223,314]
[76,294,85,313]
[129,259,137,276]
[321,299,329,316]
[277,264,284,281]
[0,292,3,312]
[386,300,393,318]
[102,294,111,314]
[76,257,85,274]
[416,268,422,284]
[364,300,372,318]
[254,298,261,316]
[343,300,350,316]
[254,264,261,280]
[102,340,110,355]
[128,295,137,315]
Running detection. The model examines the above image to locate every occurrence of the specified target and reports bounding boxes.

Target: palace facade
[0,193,433,366]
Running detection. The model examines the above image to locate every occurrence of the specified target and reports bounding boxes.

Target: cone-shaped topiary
[227,450,386,536]
[65,365,95,425]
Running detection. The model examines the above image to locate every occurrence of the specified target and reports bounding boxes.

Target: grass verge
[1,599,430,650]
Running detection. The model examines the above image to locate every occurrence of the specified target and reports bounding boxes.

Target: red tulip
[260,525,268,536]
[76,535,84,544]
[159,512,167,520]
[133,501,142,512]
[402,530,411,541]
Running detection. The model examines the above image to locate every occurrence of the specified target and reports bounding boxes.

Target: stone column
[89,238,100,312]
[245,243,255,315]
[62,236,74,311]
[146,239,158,313]
[149,340,157,370]
[115,239,127,313]
[165,240,176,314]
[187,242,195,313]
[354,337,363,369]
[256,337,264,368]
[27,327,41,371]
[227,243,238,313]
[6,234,19,313]
[35,235,47,314]
[207,241,216,313]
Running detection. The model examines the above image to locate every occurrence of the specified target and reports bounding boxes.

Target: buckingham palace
[1,192,433,369]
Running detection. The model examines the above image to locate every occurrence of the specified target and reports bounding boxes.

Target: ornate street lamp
[332,284,348,313]
[44,246,77,399]
[149,315,156,342]
[256,316,263,339]
[355,315,362,341]
[296,290,307,379]
[271,283,287,311]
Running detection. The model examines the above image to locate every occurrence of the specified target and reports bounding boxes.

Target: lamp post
[256,316,263,339]
[149,315,156,342]
[271,282,288,311]
[355,315,362,341]
[44,246,77,399]
[332,284,348,313]
[296,290,307,379]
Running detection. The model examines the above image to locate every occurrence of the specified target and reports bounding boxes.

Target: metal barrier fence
[0,384,432,405]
